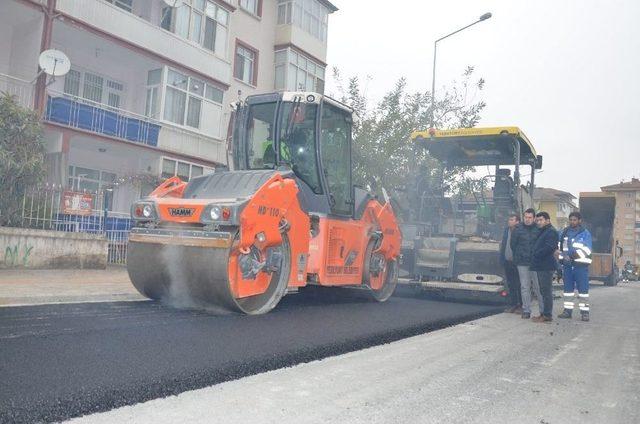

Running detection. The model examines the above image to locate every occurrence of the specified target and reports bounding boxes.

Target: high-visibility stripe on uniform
[574,257,592,264]
[579,306,590,311]
[578,246,592,256]
[576,248,592,258]
[564,302,575,309]
[563,292,575,297]
[578,293,589,298]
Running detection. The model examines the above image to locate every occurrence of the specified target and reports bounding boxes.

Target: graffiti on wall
[3,243,34,267]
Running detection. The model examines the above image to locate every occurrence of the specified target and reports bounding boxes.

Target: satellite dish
[162,0,184,7]
[38,49,71,77]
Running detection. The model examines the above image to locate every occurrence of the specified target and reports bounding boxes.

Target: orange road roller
[126,91,401,314]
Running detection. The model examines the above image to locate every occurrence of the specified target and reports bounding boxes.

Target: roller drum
[126,234,291,315]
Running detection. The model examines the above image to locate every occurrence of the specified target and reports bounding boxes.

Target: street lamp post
[430,12,492,128]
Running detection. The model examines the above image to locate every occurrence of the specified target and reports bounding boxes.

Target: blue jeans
[562,264,589,312]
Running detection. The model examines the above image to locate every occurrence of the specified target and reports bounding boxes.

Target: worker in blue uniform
[557,211,593,321]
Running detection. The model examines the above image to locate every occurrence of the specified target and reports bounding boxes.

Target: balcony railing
[43,90,227,163]
[0,73,34,108]
[44,91,161,146]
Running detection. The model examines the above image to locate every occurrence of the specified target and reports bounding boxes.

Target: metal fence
[0,73,34,109]
[44,90,160,147]
[21,185,132,265]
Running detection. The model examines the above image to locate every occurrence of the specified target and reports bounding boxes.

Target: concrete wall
[228,0,280,102]
[56,0,231,84]
[0,227,108,269]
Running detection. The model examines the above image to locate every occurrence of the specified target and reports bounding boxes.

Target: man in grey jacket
[500,213,522,313]
[510,208,543,319]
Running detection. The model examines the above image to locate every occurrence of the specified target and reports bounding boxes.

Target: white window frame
[147,67,224,134]
[274,48,325,92]
[67,165,117,210]
[277,0,328,41]
[145,68,163,119]
[160,157,214,182]
[239,0,260,15]
[234,44,257,86]
[63,67,126,110]
[160,0,229,58]
[105,0,133,13]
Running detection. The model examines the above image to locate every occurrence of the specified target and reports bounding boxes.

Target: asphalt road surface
[70,284,640,424]
[0,290,500,423]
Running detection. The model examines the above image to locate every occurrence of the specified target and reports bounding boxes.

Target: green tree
[0,93,46,226]
[330,66,485,219]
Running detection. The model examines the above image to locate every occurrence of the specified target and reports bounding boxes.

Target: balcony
[44,90,227,164]
[55,0,231,84]
[0,73,34,109]
[275,24,328,63]
[45,91,160,147]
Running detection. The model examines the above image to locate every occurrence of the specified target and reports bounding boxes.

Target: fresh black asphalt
[0,290,501,423]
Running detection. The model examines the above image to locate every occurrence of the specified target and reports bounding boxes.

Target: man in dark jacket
[510,208,542,319]
[500,213,522,313]
[530,211,559,323]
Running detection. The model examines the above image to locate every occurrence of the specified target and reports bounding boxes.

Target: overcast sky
[325,0,640,197]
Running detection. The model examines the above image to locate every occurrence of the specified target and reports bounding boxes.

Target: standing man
[500,213,522,313]
[511,208,543,319]
[531,212,559,323]
[558,211,593,321]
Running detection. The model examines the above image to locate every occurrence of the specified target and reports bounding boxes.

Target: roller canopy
[411,127,542,168]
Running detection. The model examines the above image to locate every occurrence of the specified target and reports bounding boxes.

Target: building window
[161,0,229,57]
[145,69,162,119]
[161,158,212,181]
[277,0,329,41]
[63,68,125,109]
[152,68,223,134]
[68,166,117,210]
[239,0,261,15]
[234,43,257,85]
[275,48,325,92]
[105,0,133,13]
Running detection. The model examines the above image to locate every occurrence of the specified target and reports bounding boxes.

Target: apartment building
[601,178,640,266]
[0,0,337,213]
[533,187,577,229]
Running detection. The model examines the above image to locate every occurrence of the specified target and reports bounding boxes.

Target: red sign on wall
[62,191,94,216]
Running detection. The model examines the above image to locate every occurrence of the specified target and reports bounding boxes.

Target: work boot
[581,312,590,322]
[531,315,545,323]
[542,315,553,323]
[558,309,572,319]
[521,312,531,319]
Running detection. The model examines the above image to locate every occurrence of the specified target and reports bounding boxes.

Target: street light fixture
[430,12,493,128]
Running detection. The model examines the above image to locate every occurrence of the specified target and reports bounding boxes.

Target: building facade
[0,0,336,214]
[601,178,640,266]
[532,187,578,229]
